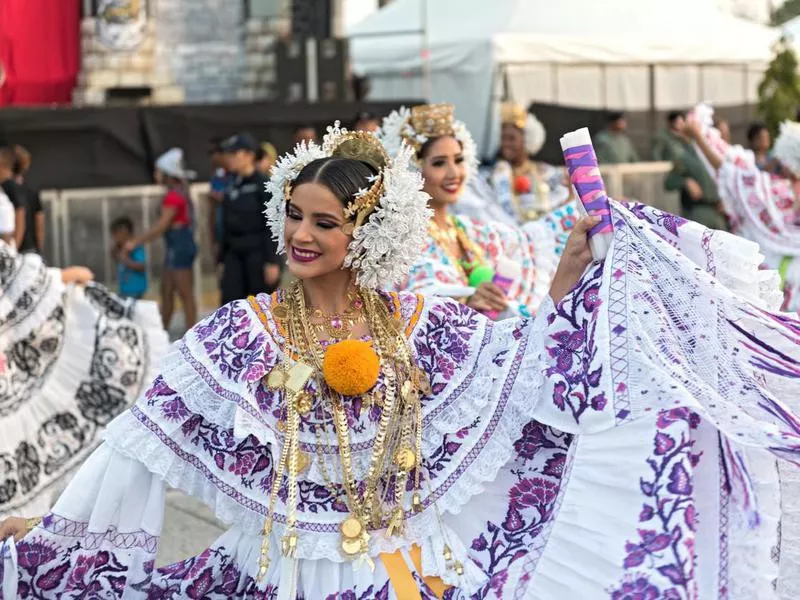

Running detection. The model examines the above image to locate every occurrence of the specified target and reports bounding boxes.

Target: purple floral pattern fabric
[412,298,482,397]
[543,262,607,423]
[608,408,702,600]
[464,421,572,599]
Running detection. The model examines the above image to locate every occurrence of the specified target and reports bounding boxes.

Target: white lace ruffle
[522,218,560,313]
[0,247,65,342]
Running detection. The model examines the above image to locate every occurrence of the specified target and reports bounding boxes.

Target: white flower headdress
[264,122,432,289]
[379,104,479,178]
[772,120,800,177]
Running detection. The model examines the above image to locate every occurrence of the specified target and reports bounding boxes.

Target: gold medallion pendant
[340,516,363,540]
[339,515,369,557]
[341,536,363,556]
[265,366,286,390]
[294,390,313,415]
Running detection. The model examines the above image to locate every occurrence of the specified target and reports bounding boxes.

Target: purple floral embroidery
[639,504,654,522]
[542,453,567,478]
[192,301,270,383]
[623,530,672,568]
[15,540,58,575]
[609,574,674,600]
[466,424,571,599]
[509,478,558,512]
[142,546,280,599]
[161,397,189,422]
[623,202,688,240]
[471,534,489,552]
[611,408,702,597]
[324,580,391,600]
[425,428,470,475]
[173,409,275,491]
[514,420,563,460]
[14,536,135,597]
[145,376,173,405]
[413,300,480,395]
[544,263,607,422]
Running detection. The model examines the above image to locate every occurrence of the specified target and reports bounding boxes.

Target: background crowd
[2,102,796,337]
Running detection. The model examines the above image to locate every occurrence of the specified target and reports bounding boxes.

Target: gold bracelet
[24,517,42,532]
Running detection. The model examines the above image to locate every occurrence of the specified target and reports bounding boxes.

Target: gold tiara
[403,104,456,150]
[500,102,528,130]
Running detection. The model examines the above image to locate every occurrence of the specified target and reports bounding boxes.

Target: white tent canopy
[349,0,780,154]
[783,14,800,41]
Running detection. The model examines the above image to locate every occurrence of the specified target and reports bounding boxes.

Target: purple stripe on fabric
[718,452,731,599]
[608,212,632,423]
[40,513,159,553]
[562,144,614,237]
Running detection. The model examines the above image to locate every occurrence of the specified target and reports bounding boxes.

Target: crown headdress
[379,104,479,179]
[500,102,528,130]
[264,122,431,288]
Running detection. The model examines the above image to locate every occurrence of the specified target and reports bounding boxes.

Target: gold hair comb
[334,133,388,225]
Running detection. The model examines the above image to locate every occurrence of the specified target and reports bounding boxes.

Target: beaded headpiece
[379,103,479,179]
[264,122,431,288]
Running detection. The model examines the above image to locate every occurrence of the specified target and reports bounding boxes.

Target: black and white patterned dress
[0,242,168,516]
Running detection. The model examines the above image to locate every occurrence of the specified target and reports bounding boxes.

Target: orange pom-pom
[322,340,381,396]
[513,175,531,194]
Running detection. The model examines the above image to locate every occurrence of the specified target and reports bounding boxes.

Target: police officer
[219,133,281,304]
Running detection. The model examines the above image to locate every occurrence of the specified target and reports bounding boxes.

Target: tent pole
[648,64,656,146]
[420,0,431,101]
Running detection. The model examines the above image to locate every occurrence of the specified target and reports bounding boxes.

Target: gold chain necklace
[295,283,412,555]
[257,281,429,577]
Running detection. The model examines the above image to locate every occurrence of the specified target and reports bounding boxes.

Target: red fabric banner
[0,0,80,106]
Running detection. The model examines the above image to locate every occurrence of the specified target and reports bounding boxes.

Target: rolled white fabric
[560,128,614,260]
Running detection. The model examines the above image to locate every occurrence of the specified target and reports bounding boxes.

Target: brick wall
[75,0,291,106]
[152,0,245,103]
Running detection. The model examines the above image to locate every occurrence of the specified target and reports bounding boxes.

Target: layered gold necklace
[256,281,431,578]
[428,216,486,281]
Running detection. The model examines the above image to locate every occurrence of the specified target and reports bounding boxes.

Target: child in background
[110,217,148,299]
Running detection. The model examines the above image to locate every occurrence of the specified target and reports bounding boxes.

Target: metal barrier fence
[40,162,678,308]
[40,183,216,309]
